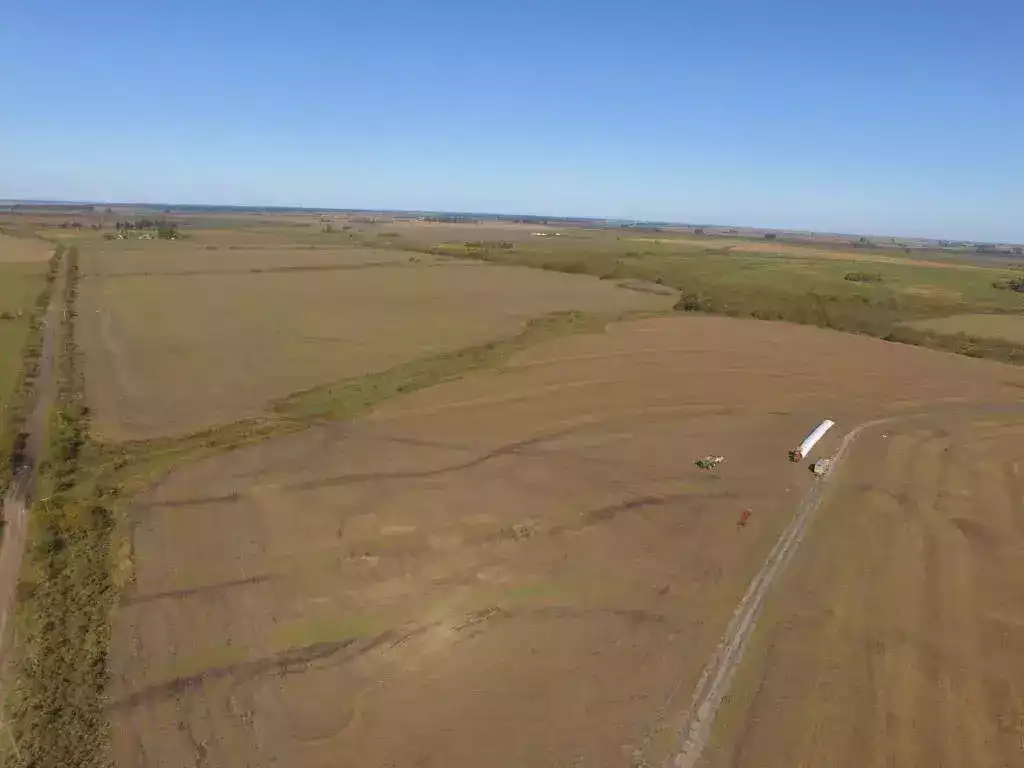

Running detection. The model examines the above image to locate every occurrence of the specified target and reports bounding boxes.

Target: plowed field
[108,316,1024,768]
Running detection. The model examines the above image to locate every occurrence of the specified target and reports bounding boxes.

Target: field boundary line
[663,416,889,768]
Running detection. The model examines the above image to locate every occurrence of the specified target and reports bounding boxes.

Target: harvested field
[0,233,52,264]
[83,242,417,277]
[108,316,1024,768]
[703,411,1024,768]
[78,246,672,439]
[906,312,1024,344]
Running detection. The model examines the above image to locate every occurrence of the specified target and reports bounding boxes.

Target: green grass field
[904,313,1024,343]
[430,233,1024,323]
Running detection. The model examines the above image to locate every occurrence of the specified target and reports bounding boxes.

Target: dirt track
[700,411,1024,767]
[666,417,889,767]
[0,257,60,691]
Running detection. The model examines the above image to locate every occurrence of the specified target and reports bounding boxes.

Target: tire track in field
[663,417,889,768]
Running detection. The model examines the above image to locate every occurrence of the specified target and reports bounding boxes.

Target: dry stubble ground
[107,316,1024,768]
[78,244,671,440]
[704,411,1024,768]
[0,233,52,264]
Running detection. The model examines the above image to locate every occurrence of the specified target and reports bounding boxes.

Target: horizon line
[0,197,1011,246]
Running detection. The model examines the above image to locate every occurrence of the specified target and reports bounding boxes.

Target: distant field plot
[83,241,417,276]
[108,316,1024,768]
[625,235,1001,271]
[79,246,672,439]
[905,313,1024,343]
[0,233,52,263]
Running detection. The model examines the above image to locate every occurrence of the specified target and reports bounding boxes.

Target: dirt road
[0,259,60,678]
[692,409,1024,767]
[665,418,889,767]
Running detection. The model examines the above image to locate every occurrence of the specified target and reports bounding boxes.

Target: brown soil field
[78,247,671,439]
[0,233,52,263]
[704,411,1024,768]
[83,241,417,277]
[107,316,1024,768]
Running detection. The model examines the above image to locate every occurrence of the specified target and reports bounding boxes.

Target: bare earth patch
[107,316,1024,768]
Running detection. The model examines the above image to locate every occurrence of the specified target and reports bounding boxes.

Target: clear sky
[2,1,1021,241]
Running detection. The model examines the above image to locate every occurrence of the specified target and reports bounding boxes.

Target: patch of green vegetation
[505,582,564,602]
[889,317,1024,362]
[271,614,383,650]
[402,237,1024,364]
[275,310,609,421]
[844,271,883,283]
[992,275,1024,293]
[903,313,1024,344]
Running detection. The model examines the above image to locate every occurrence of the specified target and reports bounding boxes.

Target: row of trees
[114,218,176,232]
[116,219,180,240]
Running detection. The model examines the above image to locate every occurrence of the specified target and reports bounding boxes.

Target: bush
[675,293,713,312]
[464,240,513,250]
[993,276,1024,292]
[844,271,884,283]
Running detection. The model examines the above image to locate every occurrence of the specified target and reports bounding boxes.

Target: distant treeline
[115,218,176,231]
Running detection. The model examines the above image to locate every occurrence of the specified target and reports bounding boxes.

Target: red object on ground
[738,509,752,527]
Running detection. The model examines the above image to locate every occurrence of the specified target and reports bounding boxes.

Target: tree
[764,233,777,240]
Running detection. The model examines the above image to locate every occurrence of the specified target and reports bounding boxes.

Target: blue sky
[2,1,1022,241]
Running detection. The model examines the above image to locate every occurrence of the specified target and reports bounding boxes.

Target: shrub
[844,271,884,283]
[993,276,1024,292]
[675,293,713,312]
